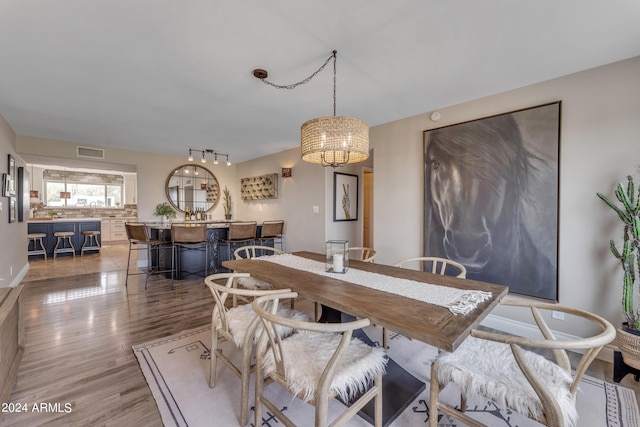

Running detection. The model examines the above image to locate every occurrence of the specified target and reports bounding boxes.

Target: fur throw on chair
[434,336,577,427]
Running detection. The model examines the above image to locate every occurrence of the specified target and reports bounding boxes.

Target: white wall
[0,115,28,288]
[371,56,640,337]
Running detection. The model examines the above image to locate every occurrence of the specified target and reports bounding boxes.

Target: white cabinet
[102,217,136,242]
[124,175,137,205]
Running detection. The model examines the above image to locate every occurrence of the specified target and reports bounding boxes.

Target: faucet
[89,201,97,216]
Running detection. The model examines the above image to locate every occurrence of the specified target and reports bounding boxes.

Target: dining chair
[429,299,615,427]
[171,224,209,288]
[257,220,285,251]
[125,223,173,289]
[204,273,310,426]
[219,221,257,262]
[394,256,466,278]
[232,245,284,293]
[252,291,387,427]
[342,246,377,262]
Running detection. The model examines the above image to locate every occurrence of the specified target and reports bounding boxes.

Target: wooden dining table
[223,251,509,426]
[224,251,508,352]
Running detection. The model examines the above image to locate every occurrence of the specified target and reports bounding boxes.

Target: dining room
[1,2,640,425]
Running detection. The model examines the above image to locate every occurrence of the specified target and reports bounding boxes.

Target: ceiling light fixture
[29,164,39,199]
[254,50,369,168]
[187,148,231,167]
[60,167,71,199]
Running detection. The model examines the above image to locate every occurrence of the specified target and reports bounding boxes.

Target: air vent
[76,146,105,159]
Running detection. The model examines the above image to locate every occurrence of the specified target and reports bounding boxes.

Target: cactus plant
[223,186,232,217]
[598,175,640,329]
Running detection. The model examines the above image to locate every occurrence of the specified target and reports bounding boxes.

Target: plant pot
[225,214,232,220]
[616,323,640,370]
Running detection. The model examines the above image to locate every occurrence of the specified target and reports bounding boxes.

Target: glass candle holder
[326,240,349,273]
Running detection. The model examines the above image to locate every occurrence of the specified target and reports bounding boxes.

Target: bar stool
[53,231,76,259]
[125,223,173,289]
[219,221,257,263]
[27,233,47,260]
[257,220,284,251]
[81,230,101,255]
[171,224,209,288]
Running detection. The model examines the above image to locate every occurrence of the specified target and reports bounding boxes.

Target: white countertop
[28,218,103,223]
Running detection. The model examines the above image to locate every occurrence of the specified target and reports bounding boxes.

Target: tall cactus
[598,175,640,329]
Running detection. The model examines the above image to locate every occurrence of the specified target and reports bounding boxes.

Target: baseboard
[480,313,616,363]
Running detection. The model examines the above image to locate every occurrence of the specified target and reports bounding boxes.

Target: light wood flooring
[3,244,640,426]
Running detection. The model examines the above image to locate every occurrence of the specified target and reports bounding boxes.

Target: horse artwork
[423,102,560,300]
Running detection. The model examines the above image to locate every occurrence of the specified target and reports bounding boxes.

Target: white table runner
[258,254,491,315]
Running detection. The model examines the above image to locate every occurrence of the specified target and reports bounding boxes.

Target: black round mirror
[165,164,220,213]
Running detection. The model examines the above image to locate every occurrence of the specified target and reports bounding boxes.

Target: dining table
[223,251,508,352]
[223,251,509,426]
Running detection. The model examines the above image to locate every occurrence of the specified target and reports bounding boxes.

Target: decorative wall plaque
[240,173,278,200]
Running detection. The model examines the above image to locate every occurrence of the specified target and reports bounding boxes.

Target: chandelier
[254,50,369,168]
[187,148,231,166]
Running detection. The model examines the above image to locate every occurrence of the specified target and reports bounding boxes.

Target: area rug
[133,325,640,427]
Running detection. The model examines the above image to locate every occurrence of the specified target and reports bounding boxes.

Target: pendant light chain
[258,51,338,116]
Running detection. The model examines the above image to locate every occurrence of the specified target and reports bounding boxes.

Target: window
[44,170,124,208]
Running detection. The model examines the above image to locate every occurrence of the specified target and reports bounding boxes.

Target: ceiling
[1,1,639,164]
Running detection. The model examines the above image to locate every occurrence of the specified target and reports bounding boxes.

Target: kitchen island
[27,218,102,258]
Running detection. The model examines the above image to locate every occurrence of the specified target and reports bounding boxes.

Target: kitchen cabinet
[102,217,136,242]
[27,219,101,257]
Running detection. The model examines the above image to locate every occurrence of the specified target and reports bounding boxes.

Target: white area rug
[133,325,640,427]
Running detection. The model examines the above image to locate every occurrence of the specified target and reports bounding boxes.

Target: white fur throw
[434,336,577,427]
[236,276,273,290]
[261,332,387,403]
[223,303,309,347]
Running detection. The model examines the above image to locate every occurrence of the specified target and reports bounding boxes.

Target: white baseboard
[481,314,616,364]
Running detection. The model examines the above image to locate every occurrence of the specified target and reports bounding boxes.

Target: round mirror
[165,164,220,213]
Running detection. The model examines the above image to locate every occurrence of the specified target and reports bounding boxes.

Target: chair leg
[254,361,264,427]
[125,242,133,287]
[382,327,388,349]
[374,374,383,427]
[429,363,440,427]
[240,339,253,425]
[209,327,219,388]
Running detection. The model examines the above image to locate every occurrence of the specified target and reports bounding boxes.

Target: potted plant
[223,186,232,220]
[154,202,176,223]
[597,175,640,368]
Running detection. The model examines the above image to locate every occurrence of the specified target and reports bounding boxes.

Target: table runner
[258,254,491,315]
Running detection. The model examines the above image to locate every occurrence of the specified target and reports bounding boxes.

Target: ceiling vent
[76,146,105,159]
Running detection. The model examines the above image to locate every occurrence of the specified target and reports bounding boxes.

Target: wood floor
[3,243,640,426]
[3,244,213,426]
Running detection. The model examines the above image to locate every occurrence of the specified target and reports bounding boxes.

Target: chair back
[395,256,466,278]
[125,223,149,243]
[252,291,373,381]
[345,247,377,262]
[260,220,284,238]
[228,222,257,241]
[234,245,284,259]
[204,273,292,335]
[172,224,208,243]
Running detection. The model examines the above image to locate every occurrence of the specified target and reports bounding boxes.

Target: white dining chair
[253,291,387,427]
[429,299,615,427]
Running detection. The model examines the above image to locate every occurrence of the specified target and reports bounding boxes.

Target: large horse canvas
[424,102,560,300]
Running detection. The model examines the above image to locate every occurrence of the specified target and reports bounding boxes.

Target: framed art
[7,154,16,197]
[1,173,9,197]
[334,172,358,221]
[423,101,561,301]
[8,197,16,223]
[17,166,29,222]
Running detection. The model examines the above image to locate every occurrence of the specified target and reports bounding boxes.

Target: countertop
[28,218,103,223]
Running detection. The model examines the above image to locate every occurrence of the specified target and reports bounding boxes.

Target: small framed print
[7,154,16,197]
[333,172,358,221]
[8,197,16,223]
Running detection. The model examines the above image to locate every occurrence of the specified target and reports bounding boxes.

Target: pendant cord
[258,50,338,116]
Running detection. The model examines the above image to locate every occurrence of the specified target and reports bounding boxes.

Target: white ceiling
[1,0,639,164]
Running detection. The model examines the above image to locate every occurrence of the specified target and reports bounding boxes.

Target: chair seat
[262,331,387,403]
[219,303,309,347]
[236,276,273,290]
[434,336,576,426]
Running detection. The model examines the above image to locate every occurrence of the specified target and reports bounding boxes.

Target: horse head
[426,115,532,272]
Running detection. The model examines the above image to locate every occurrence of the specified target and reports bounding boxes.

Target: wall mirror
[165,164,220,213]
